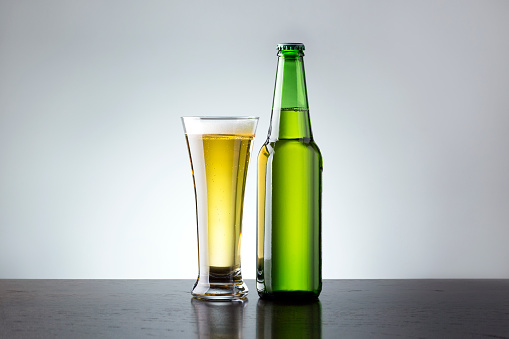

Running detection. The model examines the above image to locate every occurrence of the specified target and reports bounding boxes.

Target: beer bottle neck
[269,50,312,140]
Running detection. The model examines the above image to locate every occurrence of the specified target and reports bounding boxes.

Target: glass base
[192,270,248,301]
[192,281,248,301]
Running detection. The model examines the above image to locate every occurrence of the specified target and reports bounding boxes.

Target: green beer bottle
[257,43,322,299]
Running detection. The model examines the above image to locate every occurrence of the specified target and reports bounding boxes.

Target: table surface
[1,279,508,338]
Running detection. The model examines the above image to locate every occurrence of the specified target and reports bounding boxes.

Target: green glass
[257,43,322,299]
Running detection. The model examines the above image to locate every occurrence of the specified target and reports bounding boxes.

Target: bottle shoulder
[260,138,322,155]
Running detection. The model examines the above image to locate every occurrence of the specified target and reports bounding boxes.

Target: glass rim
[181,116,259,120]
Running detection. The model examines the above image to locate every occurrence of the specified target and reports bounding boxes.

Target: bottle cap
[277,43,305,51]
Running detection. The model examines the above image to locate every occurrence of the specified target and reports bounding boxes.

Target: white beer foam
[181,117,259,135]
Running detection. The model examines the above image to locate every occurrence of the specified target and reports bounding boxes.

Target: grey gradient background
[1,1,508,279]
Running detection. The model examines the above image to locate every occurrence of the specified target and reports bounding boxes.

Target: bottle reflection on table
[191,298,247,338]
[256,299,322,338]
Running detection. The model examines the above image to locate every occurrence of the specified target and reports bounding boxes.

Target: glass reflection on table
[256,299,322,339]
[192,298,247,338]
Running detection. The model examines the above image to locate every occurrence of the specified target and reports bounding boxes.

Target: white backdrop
[1,0,508,279]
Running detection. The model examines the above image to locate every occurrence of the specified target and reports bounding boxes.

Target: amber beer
[185,134,253,271]
[182,117,258,300]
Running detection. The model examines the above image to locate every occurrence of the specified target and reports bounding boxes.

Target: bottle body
[257,44,322,299]
[257,129,322,298]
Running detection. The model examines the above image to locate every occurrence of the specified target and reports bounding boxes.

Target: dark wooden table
[1,280,508,338]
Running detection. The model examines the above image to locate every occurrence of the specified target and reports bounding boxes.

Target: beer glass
[182,117,258,300]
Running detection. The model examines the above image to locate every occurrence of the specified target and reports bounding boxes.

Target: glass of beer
[182,117,258,300]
